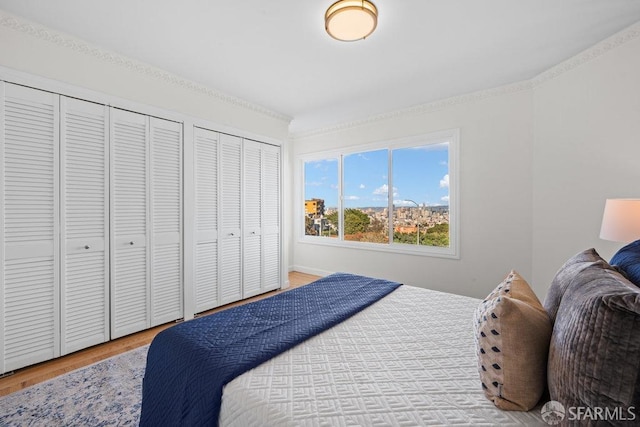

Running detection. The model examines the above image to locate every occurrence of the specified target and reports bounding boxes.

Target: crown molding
[292,20,640,141]
[291,80,534,140]
[2,9,638,138]
[0,10,291,123]
[531,20,640,87]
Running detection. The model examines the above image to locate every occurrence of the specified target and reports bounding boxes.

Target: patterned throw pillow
[474,270,552,411]
[611,240,640,287]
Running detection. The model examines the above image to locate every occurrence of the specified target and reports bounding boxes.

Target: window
[299,129,459,258]
[304,158,338,237]
[343,149,388,243]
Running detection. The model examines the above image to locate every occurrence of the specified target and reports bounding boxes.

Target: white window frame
[296,128,460,259]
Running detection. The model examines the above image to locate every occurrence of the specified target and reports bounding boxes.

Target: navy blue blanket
[139,273,401,427]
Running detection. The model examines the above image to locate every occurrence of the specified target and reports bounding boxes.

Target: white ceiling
[1,1,639,134]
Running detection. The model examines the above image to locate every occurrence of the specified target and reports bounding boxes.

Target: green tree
[426,223,448,234]
[326,211,338,231]
[325,209,371,236]
[344,209,370,235]
[421,223,449,247]
[393,223,449,247]
[393,231,415,244]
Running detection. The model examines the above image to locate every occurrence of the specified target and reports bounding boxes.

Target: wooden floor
[0,271,320,397]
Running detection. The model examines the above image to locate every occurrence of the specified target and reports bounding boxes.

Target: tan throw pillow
[474,270,552,411]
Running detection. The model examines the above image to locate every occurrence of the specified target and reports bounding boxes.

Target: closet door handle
[129,241,135,246]
[84,245,90,250]
[229,233,235,237]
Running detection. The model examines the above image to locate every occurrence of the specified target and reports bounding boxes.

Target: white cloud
[345,195,360,200]
[373,184,388,195]
[441,195,450,203]
[373,184,398,198]
[305,181,323,187]
[440,174,449,188]
[359,184,365,189]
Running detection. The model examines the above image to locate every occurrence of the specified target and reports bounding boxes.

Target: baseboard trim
[290,265,334,277]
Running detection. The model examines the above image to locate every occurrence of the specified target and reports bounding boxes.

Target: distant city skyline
[305,143,449,209]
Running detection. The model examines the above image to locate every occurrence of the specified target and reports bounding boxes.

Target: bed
[140,251,640,426]
[139,273,544,426]
[217,283,544,426]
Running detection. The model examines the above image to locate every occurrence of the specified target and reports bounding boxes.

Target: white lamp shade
[325,0,378,41]
[599,199,640,243]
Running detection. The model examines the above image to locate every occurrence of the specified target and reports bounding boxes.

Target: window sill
[297,236,459,259]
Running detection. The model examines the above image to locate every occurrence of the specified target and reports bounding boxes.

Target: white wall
[290,21,640,300]
[291,88,535,299]
[3,9,638,301]
[531,25,640,296]
[0,11,293,309]
[0,12,290,140]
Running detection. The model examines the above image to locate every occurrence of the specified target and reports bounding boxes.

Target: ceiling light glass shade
[325,0,378,42]
[600,199,640,242]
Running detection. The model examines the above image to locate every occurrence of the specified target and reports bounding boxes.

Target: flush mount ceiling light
[325,0,378,42]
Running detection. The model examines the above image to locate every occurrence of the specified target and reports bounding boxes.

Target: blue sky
[305,143,449,208]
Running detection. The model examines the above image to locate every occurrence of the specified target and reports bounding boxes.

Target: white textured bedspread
[220,285,545,426]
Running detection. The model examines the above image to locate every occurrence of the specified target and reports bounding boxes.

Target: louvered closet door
[242,140,262,298]
[0,83,60,373]
[60,97,109,354]
[110,108,149,338]
[150,118,182,326]
[219,133,242,304]
[194,127,219,312]
[262,143,281,291]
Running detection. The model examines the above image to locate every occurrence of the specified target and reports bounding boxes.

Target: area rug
[0,345,148,427]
